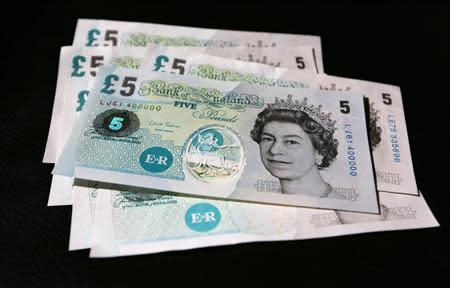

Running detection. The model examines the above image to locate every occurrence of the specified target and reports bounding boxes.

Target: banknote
[72,19,324,72]
[87,183,437,257]
[46,46,315,206]
[54,67,379,212]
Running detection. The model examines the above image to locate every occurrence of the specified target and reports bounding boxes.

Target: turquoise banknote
[73,19,324,72]
[54,67,378,213]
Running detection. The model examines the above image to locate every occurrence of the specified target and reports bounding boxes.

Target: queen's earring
[315,152,324,166]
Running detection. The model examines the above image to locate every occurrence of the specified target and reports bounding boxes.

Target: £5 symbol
[71,55,104,77]
[100,74,137,96]
[86,29,118,47]
[153,55,187,74]
[185,203,221,232]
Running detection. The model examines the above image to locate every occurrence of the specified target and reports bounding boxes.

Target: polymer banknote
[53,67,379,212]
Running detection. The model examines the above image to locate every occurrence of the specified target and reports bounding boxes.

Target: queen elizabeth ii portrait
[250,95,339,198]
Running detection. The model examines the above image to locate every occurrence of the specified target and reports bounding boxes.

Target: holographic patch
[184,125,244,183]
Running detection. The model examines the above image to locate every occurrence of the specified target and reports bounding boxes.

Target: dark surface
[2,1,449,286]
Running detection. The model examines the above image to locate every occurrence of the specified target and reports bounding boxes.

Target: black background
[2,1,450,286]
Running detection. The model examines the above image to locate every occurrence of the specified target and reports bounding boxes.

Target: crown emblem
[268,94,337,133]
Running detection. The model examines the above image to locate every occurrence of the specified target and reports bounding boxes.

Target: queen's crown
[268,94,337,133]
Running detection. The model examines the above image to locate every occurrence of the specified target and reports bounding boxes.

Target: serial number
[344,124,358,176]
[388,115,401,163]
[99,100,161,111]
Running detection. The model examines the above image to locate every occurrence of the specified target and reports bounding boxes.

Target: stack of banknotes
[43,19,439,257]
